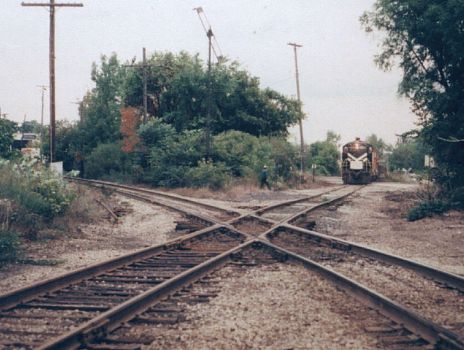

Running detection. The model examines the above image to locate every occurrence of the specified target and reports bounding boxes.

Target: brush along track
[52,242,462,350]
[267,225,464,341]
[0,228,245,350]
[66,177,240,223]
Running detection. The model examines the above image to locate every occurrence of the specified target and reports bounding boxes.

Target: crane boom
[193,6,223,61]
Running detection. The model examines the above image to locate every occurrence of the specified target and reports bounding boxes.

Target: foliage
[365,134,391,157]
[21,120,44,134]
[158,57,302,137]
[0,161,75,221]
[0,118,17,159]
[0,230,19,265]
[138,119,177,150]
[307,131,341,176]
[361,0,464,191]
[388,140,428,171]
[78,54,127,155]
[120,107,140,153]
[213,130,258,177]
[187,160,230,190]
[407,199,449,221]
[85,142,131,180]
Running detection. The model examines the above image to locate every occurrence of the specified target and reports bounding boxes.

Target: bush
[0,230,19,265]
[85,142,131,180]
[187,160,231,190]
[0,161,75,221]
[407,200,449,221]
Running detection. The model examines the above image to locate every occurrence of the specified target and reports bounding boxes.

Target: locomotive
[341,137,379,184]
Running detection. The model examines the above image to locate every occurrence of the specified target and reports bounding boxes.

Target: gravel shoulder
[0,195,180,294]
[312,181,464,275]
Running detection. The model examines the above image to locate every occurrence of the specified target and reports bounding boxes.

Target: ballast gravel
[144,264,384,350]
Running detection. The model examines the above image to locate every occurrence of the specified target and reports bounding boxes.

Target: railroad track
[1,179,463,349]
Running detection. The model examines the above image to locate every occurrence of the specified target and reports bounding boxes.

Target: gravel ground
[0,195,180,293]
[310,181,464,275]
[143,263,385,350]
[270,232,464,336]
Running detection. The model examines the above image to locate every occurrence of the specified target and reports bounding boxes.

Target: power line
[22,0,83,163]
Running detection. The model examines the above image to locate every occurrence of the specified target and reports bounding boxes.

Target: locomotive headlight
[354,143,359,150]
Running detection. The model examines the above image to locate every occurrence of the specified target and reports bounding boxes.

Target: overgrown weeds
[406,183,462,221]
[0,159,80,264]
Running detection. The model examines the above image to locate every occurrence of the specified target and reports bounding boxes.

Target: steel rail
[0,225,245,311]
[266,224,464,292]
[254,184,346,215]
[35,239,464,349]
[283,185,365,225]
[37,240,255,350]
[260,240,464,349]
[66,177,239,219]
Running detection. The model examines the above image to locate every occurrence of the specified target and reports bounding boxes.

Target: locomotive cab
[341,137,378,184]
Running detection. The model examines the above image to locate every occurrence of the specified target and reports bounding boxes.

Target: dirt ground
[312,181,464,275]
[0,195,181,293]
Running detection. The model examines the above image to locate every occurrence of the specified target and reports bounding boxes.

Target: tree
[361,0,464,188]
[366,134,392,157]
[307,131,341,176]
[120,107,140,153]
[125,52,303,137]
[0,118,17,159]
[78,54,127,154]
[389,140,427,171]
[21,120,43,134]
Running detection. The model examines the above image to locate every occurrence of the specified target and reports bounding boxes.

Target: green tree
[366,134,392,157]
[0,118,17,159]
[307,131,341,176]
[361,0,464,189]
[78,54,127,154]
[124,52,302,137]
[21,120,43,134]
[389,139,429,171]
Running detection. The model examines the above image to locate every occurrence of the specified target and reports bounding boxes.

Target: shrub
[0,230,19,265]
[187,160,231,190]
[0,161,75,221]
[85,142,131,180]
[407,200,449,221]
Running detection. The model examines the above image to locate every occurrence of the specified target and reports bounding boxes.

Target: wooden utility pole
[22,0,83,163]
[205,28,213,160]
[124,47,163,124]
[288,42,305,178]
[37,85,47,142]
[142,48,148,124]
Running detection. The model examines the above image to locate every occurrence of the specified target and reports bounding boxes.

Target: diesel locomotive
[341,137,379,184]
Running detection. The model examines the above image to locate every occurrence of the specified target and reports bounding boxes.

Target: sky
[1,0,417,146]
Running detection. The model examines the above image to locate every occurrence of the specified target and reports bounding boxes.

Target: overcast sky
[1,0,416,145]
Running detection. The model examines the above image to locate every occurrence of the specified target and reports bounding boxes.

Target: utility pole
[288,42,305,180]
[205,28,213,160]
[142,48,148,124]
[193,7,222,159]
[37,85,47,142]
[22,0,83,163]
[124,47,162,124]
